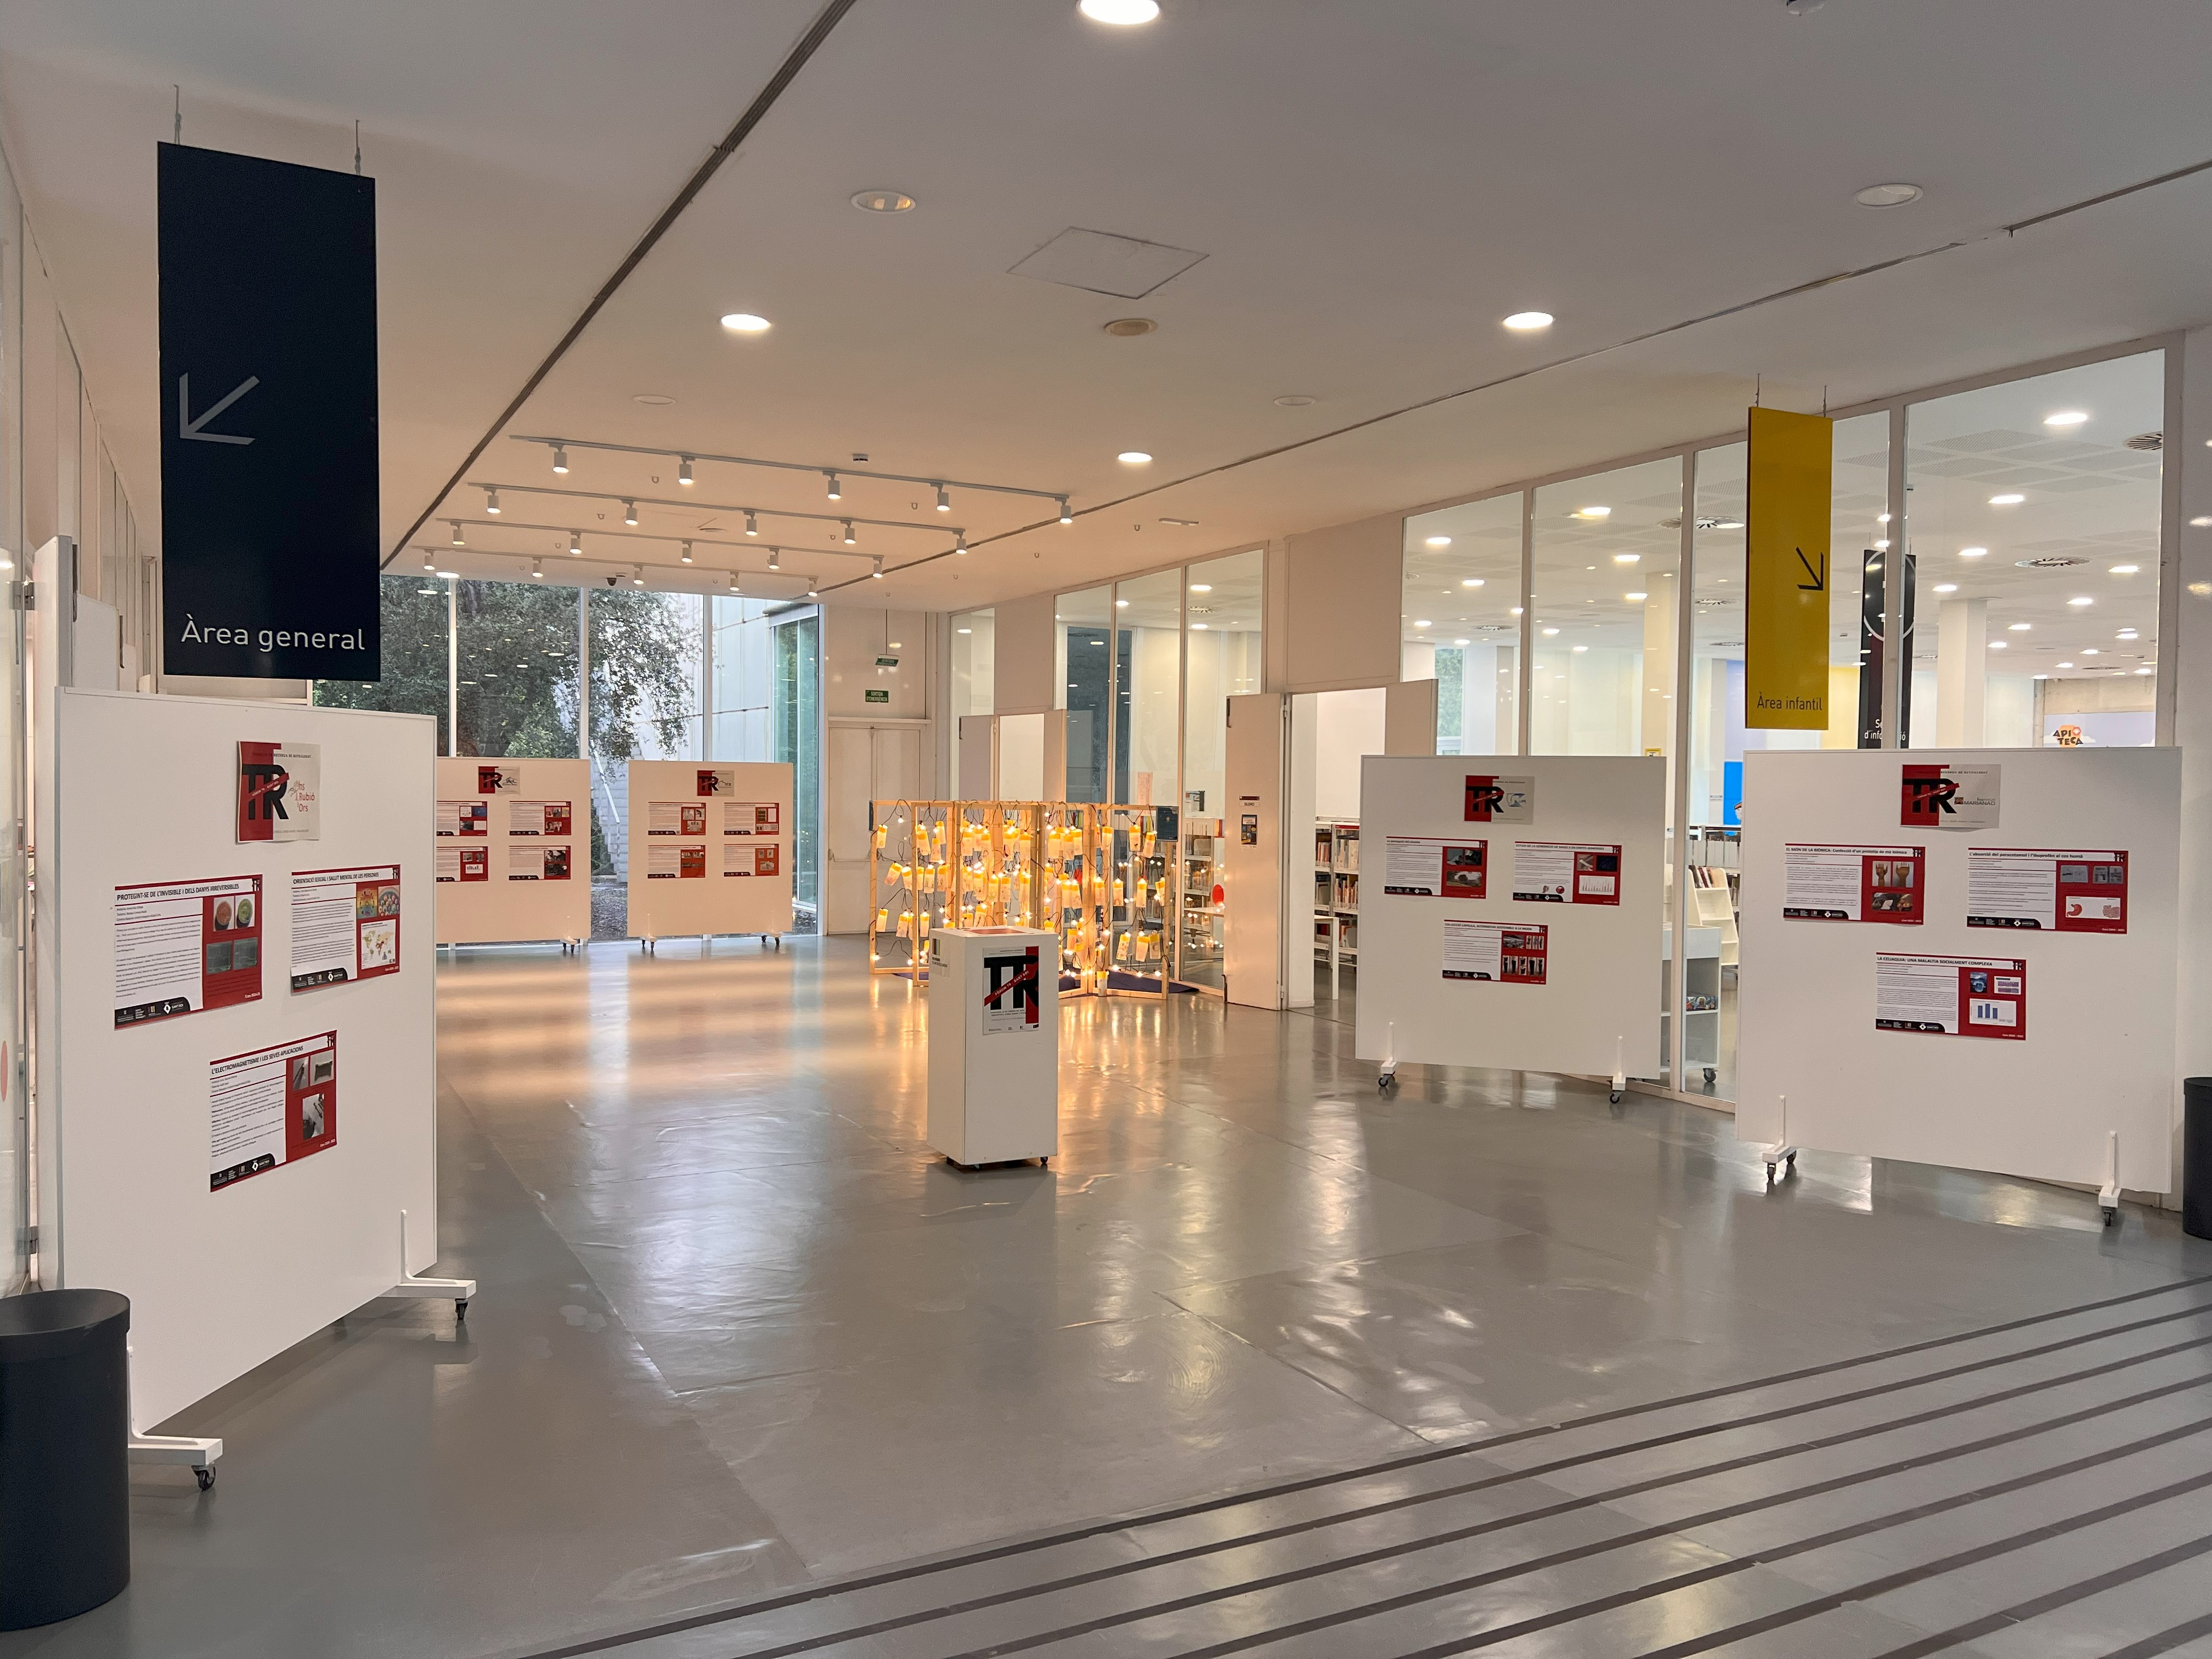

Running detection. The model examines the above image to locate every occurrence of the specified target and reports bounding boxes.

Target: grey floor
[4,936,2208,1659]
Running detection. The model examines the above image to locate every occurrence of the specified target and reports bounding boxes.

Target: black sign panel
[159,143,379,679]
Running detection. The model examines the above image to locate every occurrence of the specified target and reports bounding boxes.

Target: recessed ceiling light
[1874,539,1891,551]
[632,393,676,407]
[2069,596,2094,607]
[1542,626,1560,636]
[1855,182,1923,208]
[1461,577,1485,588]
[2058,661,2075,669]
[1933,583,1959,592]
[956,627,972,635]
[1118,450,1152,465]
[1414,619,1432,628]
[1613,553,1639,564]
[1509,606,1523,616]
[1188,583,1212,592]
[2044,410,2089,427]
[720,312,771,333]
[1079,0,1159,21]
[1104,318,1157,337]
[1425,535,1452,548]
[1572,644,1589,653]
[2008,622,2031,631]
[2083,647,2100,656]
[1989,493,2025,506]
[1960,546,1988,558]
[1503,311,1554,331]
[1273,394,1316,408]
[1626,591,1647,601]
[1192,622,1209,630]
[2109,563,2140,574]
[2192,517,2212,528]
[1576,505,1612,519]
[851,189,916,213]
[2118,629,2140,639]
[2137,666,2155,675]
[1988,641,2007,650]
[1877,512,1892,524]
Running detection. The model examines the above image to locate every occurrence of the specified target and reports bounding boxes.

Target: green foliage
[312,576,450,748]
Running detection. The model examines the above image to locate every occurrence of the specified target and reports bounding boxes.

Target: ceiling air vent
[2015,556,2085,569]
[2125,431,2164,452]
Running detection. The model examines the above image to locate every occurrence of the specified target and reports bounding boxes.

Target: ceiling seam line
[380,0,865,570]
[819,146,2212,595]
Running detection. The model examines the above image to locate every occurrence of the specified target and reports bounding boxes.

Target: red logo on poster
[237,741,291,841]
[1900,765,1959,827]
[1465,776,1505,821]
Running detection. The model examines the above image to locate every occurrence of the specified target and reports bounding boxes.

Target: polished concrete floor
[4,937,2209,1658]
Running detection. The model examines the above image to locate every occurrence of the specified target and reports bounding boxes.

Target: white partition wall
[625,759,794,941]
[1355,755,1665,1079]
[39,690,438,1428]
[432,757,591,946]
[1737,748,2180,1194]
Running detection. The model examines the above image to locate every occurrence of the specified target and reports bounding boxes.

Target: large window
[1181,549,1263,989]
[774,613,822,913]
[1530,458,1683,757]
[455,579,582,758]
[1903,353,2163,748]
[1114,569,1182,806]
[313,574,454,753]
[1057,585,1113,802]
[587,589,702,874]
[1403,493,1522,754]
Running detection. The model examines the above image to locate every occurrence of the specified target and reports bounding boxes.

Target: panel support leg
[387,1208,476,1322]
[1379,1019,1397,1091]
[1759,1093,1798,1184]
[2099,1130,2122,1227]
[1610,1034,1626,1105]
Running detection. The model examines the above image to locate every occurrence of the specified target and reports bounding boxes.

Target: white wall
[1279,514,1402,692]
[823,607,929,719]
[1312,685,1386,820]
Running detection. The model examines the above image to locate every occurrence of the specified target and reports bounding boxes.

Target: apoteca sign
[159,143,380,681]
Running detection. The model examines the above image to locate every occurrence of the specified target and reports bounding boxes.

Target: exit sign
[865,689,890,704]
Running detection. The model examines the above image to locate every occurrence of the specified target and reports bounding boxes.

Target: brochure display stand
[1736,748,2179,1210]
[1355,756,1665,1088]
[35,689,458,1470]
[624,760,793,949]
[925,927,1059,1167]
[432,757,590,947]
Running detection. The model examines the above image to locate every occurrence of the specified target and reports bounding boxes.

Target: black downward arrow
[1795,547,1827,591]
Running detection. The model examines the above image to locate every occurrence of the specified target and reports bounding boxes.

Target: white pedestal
[927,927,1059,1167]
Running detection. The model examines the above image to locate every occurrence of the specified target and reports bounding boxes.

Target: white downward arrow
[178,373,258,445]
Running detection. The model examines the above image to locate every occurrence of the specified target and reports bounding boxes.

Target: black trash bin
[2187,1078,2212,1242]
[0,1289,131,1629]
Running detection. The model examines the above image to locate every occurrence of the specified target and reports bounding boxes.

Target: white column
[1936,596,1987,746]
[2172,326,2212,1200]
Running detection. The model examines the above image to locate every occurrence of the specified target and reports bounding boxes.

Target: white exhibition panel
[1355,755,1664,1077]
[47,691,437,1429]
[1737,748,2179,1193]
[624,759,795,939]
[432,757,591,945]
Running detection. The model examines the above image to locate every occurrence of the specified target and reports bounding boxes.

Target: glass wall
[1902,352,2164,748]
[1402,493,1521,754]
[455,579,582,758]
[1114,569,1183,806]
[774,613,822,914]
[588,589,703,874]
[1530,458,1683,758]
[314,575,455,753]
[951,607,994,719]
[0,151,24,1293]
[1180,549,1264,989]
[1057,585,1113,802]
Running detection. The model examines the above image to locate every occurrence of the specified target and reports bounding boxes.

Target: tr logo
[1905,776,1960,815]
[239,762,291,822]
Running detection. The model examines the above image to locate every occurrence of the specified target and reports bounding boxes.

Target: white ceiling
[5,0,2212,615]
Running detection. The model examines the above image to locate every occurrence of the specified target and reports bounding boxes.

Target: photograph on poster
[210,1030,339,1190]
[1511,841,1622,905]
[1901,762,2002,832]
[114,874,264,1026]
[1464,774,1536,824]
[290,864,402,991]
[236,741,322,843]
[1441,919,1548,983]
[1874,952,2028,1039]
[1383,837,1487,899]
[1782,844,1925,923]
[437,800,488,837]
[1966,848,2128,933]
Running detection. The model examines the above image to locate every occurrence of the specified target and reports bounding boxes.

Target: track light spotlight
[727,572,740,593]
[450,521,465,546]
[422,550,435,571]
[807,582,820,597]
[935,484,951,513]
[744,510,759,537]
[1058,497,1073,524]
[484,487,501,515]
[551,445,568,475]
[569,531,583,555]
[871,555,884,578]
[955,532,968,554]
[768,547,781,570]
[842,520,857,545]
[678,455,694,487]
[826,472,842,501]
[532,557,544,579]
[631,565,645,586]
[680,540,693,563]
[622,499,638,526]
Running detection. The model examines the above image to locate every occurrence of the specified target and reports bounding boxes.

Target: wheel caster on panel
[1704,1067,1717,1085]
[2102,1205,2119,1229]
[454,1300,469,1324]
[1609,1091,1623,1105]
[1765,1163,1778,1183]
[195,1466,216,1493]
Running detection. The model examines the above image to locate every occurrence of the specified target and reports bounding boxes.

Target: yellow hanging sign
[1744,405,1833,730]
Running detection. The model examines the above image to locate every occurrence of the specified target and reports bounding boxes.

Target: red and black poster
[114,874,264,1027]
[1463,774,1536,823]
[1782,844,1924,923]
[210,1030,338,1190]
[982,947,1043,1034]
[236,741,320,842]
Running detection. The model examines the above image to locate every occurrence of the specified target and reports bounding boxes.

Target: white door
[824,723,933,933]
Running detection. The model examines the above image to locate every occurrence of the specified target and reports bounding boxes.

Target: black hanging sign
[159,143,380,680]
